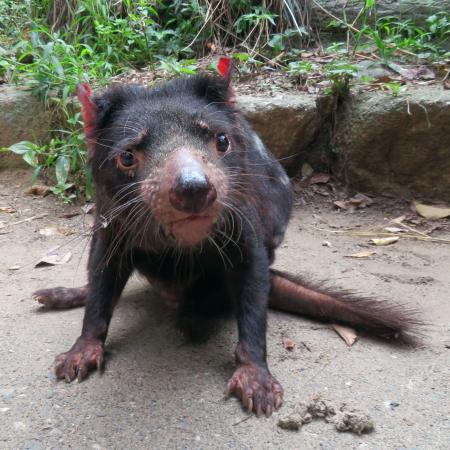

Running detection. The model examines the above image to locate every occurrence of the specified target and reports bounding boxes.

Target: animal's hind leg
[33,286,88,309]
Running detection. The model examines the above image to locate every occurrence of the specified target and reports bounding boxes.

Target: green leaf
[9,141,36,155]
[22,150,38,167]
[62,84,70,103]
[232,53,251,62]
[31,166,41,183]
[51,55,65,77]
[43,42,54,58]
[55,155,70,185]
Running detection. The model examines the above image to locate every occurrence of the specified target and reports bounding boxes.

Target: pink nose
[169,168,217,214]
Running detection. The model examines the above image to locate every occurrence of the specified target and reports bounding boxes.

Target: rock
[333,87,450,199]
[0,86,52,169]
[239,94,328,169]
[355,60,393,81]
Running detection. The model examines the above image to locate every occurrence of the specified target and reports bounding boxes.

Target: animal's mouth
[168,214,216,246]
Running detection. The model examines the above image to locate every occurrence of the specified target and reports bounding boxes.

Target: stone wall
[0,86,52,169]
[1,84,449,199]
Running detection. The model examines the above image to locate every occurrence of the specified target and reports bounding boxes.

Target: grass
[0,0,449,202]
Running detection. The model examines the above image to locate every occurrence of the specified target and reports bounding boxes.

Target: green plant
[234,6,277,34]
[286,60,316,84]
[325,1,449,62]
[0,0,30,41]
[372,14,450,59]
[382,81,402,96]
[2,1,449,203]
[287,60,315,75]
[230,51,261,73]
[268,27,307,54]
[323,62,359,96]
[157,56,197,76]
[4,130,88,203]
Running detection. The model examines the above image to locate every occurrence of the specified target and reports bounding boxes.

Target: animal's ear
[77,83,123,156]
[217,56,235,105]
[217,57,233,82]
[77,83,97,155]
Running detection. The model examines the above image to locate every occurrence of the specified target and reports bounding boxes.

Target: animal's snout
[169,167,217,214]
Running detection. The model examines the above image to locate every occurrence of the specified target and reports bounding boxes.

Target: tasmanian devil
[34,58,420,417]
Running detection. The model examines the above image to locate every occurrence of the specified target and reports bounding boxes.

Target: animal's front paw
[54,337,104,382]
[226,364,283,417]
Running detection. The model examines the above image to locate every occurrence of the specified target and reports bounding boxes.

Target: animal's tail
[33,286,88,309]
[269,269,423,344]
[33,272,423,343]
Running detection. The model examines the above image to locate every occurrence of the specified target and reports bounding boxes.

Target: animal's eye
[118,150,136,168]
[215,133,230,153]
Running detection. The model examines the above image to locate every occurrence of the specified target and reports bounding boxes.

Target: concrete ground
[0,169,449,450]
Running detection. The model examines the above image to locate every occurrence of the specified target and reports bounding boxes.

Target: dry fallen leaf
[282,337,296,351]
[384,227,405,233]
[0,206,16,213]
[35,250,72,267]
[333,324,357,346]
[345,250,377,259]
[392,215,406,225]
[334,200,349,210]
[388,62,435,81]
[370,237,399,246]
[414,202,450,220]
[24,185,51,196]
[334,193,373,211]
[348,193,373,208]
[310,174,330,185]
[39,226,75,237]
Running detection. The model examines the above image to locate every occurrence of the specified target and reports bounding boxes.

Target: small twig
[393,221,430,238]
[354,52,379,61]
[406,98,411,115]
[214,23,284,68]
[283,0,305,39]
[6,213,48,228]
[232,415,252,426]
[181,0,219,52]
[417,103,431,128]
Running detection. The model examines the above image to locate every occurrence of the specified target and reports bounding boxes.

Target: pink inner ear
[77,83,96,155]
[217,57,235,105]
[218,57,232,78]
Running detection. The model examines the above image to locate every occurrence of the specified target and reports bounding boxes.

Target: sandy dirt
[0,169,449,450]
